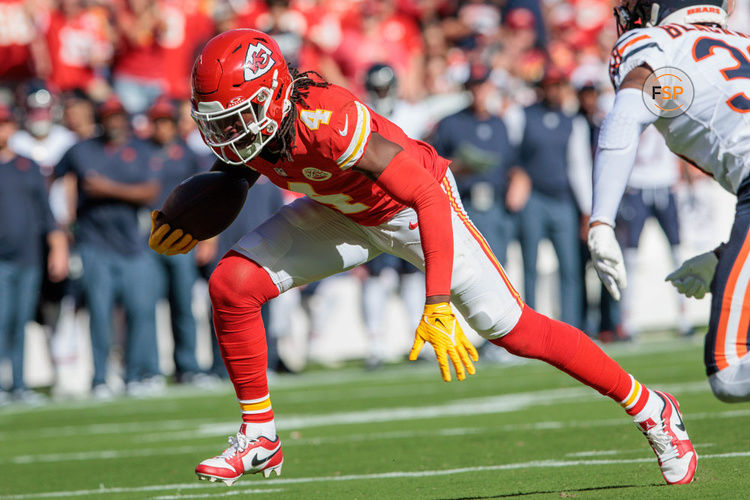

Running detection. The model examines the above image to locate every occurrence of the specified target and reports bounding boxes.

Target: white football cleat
[636,391,697,485]
[195,425,283,486]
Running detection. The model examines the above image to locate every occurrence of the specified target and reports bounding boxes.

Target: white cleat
[262,464,282,478]
[636,391,697,485]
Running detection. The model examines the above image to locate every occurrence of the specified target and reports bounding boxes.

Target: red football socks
[210,251,280,424]
[492,306,651,415]
[211,253,653,421]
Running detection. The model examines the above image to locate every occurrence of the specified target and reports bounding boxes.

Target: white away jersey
[610,24,750,194]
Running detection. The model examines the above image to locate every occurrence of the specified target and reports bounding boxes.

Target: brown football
[157,171,250,241]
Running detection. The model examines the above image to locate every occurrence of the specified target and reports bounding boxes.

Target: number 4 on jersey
[288,182,368,214]
[300,109,332,130]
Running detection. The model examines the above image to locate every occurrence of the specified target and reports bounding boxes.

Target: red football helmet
[191,29,294,165]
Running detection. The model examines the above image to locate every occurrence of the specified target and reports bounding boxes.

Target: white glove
[588,224,627,301]
[665,251,718,299]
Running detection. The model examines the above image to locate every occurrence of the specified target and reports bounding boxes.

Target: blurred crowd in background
[1,0,749,404]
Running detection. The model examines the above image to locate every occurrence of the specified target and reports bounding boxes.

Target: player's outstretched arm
[589,65,655,300]
[353,133,478,382]
[150,159,257,256]
[354,133,452,302]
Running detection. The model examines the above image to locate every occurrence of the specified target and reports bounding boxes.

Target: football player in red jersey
[150,29,697,486]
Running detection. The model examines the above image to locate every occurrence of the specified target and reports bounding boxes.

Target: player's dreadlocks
[272,68,330,161]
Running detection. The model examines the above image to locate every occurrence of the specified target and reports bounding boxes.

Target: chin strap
[648,4,660,26]
[285,76,304,116]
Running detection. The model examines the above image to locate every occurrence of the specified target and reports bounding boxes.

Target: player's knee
[473,313,519,340]
[490,306,547,357]
[708,368,750,403]
[460,296,524,340]
[209,251,277,311]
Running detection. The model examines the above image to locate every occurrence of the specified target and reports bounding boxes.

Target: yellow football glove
[148,210,199,256]
[409,302,479,382]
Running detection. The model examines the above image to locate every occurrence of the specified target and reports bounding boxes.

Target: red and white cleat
[636,391,697,485]
[195,428,283,486]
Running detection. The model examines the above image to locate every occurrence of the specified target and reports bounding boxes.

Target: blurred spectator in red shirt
[501,7,545,84]
[111,0,166,114]
[220,0,349,87]
[0,0,49,84]
[459,0,501,41]
[44,0,113,97]
[544,0,611,76]
[394,0,455,23]
[504,0,546,45]
[331,0,425,100]
[217,0,268,31]
[157,0,214,100]
[561,0,611,50]
[290,0,352,86]
[255,0,319,70]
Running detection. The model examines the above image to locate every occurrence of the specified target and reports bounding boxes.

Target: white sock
[240,420,277,440]
[632,391,662,423]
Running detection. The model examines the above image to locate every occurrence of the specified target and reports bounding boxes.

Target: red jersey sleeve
[325,99,373,170]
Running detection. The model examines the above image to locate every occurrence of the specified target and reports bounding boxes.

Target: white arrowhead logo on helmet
[244,42,275,82]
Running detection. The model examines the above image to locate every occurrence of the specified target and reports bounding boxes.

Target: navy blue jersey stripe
[619,42,663,69]
[617,30,643,45]
[614,30,646,51]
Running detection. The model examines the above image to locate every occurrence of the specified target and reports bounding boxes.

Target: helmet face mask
[191,29,293,165]
[192,81,278,164]
[615,3,646,36]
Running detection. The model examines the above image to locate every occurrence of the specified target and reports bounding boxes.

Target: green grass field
[2,336,749,499]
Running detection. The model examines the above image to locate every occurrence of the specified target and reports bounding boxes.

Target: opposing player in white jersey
[618,126,692,339]
[587,0,750,401]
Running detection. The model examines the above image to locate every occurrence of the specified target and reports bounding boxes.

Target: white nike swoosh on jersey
[338,115,349,136]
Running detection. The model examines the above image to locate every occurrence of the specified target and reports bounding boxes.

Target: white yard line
[132,425,490,446]
[3,451,750,499]
[0,380,718,443]
[198,387,595,438]
[0,418,211,441]
[566,443,716,458]
[152,488,282,499]
[565,450,623,457]
[3,406,746,466]
[3,387,588,442]
[1,385,597,443]
[6,445,216,465]
[4,427,487,465]
[0,339,704,418]
[198,380,712,437]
